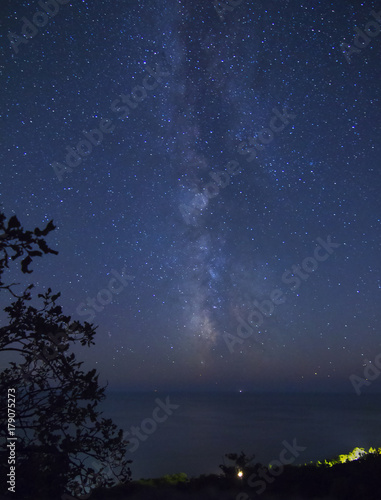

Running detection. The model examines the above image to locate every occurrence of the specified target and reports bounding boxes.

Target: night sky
[1,0,381,393]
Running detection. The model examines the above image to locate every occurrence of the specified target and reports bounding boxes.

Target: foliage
[219,451,259,478]
[137,472,189,487]
[0,213,131,499]
[0,213,57,281]
[314,446,381,468]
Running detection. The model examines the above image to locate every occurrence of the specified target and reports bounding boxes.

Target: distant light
[314,447,379,467]
[237,470,243,478]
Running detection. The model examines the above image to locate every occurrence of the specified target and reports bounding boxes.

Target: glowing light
[313,447,381,468]
[237,470,243,478]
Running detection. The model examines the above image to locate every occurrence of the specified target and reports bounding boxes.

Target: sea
[99,392,381,480]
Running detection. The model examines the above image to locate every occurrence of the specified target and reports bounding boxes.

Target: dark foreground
[88,453,381,500]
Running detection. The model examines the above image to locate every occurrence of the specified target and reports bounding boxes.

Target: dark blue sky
[1,0,381,392]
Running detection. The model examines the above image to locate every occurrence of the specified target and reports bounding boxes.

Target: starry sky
[1,0,381,393]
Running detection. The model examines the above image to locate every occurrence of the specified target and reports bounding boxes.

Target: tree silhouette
[219,451,259,479]
[0,212,58,283]
[0,213,131,499]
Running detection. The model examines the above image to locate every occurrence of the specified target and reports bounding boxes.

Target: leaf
[29,250,43,257]
[50,306,62,315]
[37,239,50,253]
[7,215,21,229]
[34,220,56,237]
[21,255,33,274]
[36,238,58,255]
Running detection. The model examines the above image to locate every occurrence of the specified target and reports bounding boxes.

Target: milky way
[1,0,381,392]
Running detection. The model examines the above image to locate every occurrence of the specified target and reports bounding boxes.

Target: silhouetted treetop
[0,212,58,277]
